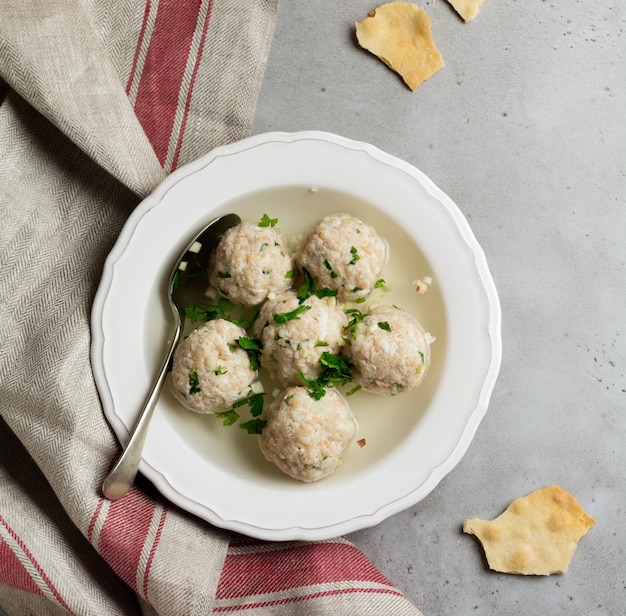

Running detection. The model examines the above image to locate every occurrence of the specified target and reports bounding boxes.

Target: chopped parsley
[378,321,392,332]
[231,392,265,417]
[297,268,337,301]
[316,286,338,299]
[298,374,327,400]
[188,370,201,394]
[258,213,278,227]
[234,393,267,434]
[297,352,354,400]
[216,392,267,433]
[239,418,267,435]
[344,308,366,336]
[185,297,235,323]
[185,298,257,330]
[323,259,339,279]
[318,352,353,388]
[297,268,316,301]
[237,336,263,371]
[215,409,239,426]
[273,304,311,324]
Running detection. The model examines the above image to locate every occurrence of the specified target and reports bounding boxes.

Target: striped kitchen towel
[0,1,423,614]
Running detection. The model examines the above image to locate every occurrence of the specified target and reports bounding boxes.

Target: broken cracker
[463,485,595,575]
[356,2,445,91]
[446,0,487,22]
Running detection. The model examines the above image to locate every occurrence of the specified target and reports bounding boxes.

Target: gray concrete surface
[252,1,625,614]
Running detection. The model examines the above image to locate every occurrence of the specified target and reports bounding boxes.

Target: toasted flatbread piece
[446,0,486,22]
[355,2,444,91]
[463,485,595,575]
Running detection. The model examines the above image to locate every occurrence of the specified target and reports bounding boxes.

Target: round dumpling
[209,220,294,305]
[252,290,347,384]
[170,318,257,413]
[347,305,431,395]
[259,385,358,482]
[295,213,388,302]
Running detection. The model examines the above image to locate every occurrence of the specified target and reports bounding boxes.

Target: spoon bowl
[101,213,241,500]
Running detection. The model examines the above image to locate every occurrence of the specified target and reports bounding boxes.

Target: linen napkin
[0,1,423,614]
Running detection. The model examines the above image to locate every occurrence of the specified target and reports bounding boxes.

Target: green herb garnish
[215,410,239,426]
[378,321,391,332]
[349,246,360,265]
[297,268,337,301]
[318,352,353,388]
[258,213,278,227]
[273,304,311,324]
[323,259,339,279]
[188,370,201,394]
[297,268,316,301]
[345,308,366,334]
[231,392,265,417]
[216,392,267,433]
[297,352,354,400]
[298,374,327,400]
[185,297,235,323]
[239,418,267,435]
[316,287,337,299]
[234,393,267,434]
[237,336,263,371]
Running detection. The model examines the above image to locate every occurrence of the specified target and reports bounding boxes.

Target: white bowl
[91,131,501,540]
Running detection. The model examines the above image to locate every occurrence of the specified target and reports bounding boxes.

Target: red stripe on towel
[132,0,203,165]
[169,0,214,170]
[0,515,74,614]
[97,488,157,591]
[213,587,407,613]
[86,496,104,544]
[142,505,168,600]
[0,534,42,597]
[216,541,393,599]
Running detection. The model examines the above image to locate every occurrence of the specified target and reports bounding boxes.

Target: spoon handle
[101,325,181,500]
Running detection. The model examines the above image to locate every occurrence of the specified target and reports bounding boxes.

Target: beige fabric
[1,1,165,197]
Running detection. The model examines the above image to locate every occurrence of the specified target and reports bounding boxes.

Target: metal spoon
[102,213,241,500]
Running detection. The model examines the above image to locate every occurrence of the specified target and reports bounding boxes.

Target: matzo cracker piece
[355,2,444,91]
[463,485,595,575]
[446,0,487,22]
